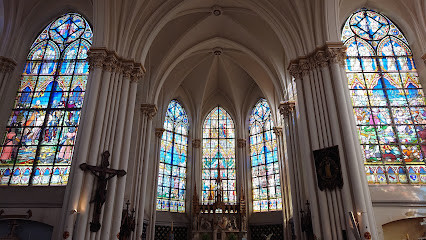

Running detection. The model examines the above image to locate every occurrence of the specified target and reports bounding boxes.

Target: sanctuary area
[0,0,425,239]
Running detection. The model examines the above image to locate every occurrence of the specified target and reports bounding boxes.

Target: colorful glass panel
[156,100,189,213]
[202,107,236,204]
[342,8,426,184]
[0,13,92,186]
[250,99,282,212]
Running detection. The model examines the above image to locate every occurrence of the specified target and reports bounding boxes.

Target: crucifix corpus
[80,150,126,232]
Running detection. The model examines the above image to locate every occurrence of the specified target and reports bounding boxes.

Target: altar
[191,169,247,240]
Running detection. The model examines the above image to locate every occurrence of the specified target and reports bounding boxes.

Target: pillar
[285,42,378,240]
[133,104,157,239]
[59,48,145,240]
[146,128,165,240]
[279,101,303,240]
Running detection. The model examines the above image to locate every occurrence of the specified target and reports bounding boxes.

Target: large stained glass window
[250,99,282,212]
[156,100,189,212]
[0,13,92,186]
[202,107,236,204]
[342,8,426,184]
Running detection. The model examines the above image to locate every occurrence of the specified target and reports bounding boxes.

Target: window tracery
[156,100,189,212]
[342,8,426,184]
[202,107,236,204]
[250,99,282,212]
[0,13,92,186]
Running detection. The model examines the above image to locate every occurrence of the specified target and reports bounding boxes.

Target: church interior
[0,0,425,239]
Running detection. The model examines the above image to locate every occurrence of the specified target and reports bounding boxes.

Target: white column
[111,69,140,239]
[147,128,165,240]
[237,139,247,201]
[290,62,324,239]
[60,48,107,239]
[59,49,146,240]
[278,102,303,240]
[191,139,201,218]
[78,52,115,240]
[326,44,375,238]
[135,104,157,239]
[286,42,378,240]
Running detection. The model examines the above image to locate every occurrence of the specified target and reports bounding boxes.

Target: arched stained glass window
[0,13,92,186]
[156,100,189,212]
[250,99,282,212]
[202,107,236,204]
[342,8,426,184]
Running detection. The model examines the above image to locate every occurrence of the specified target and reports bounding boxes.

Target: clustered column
[60,48,144,240]
[146,128,166,240]
[237,138,248,239]
[279,101,303,239]
[132,104,157,239]
[273,126,293,240]
[192,139,201,201]
[286,42,378,240]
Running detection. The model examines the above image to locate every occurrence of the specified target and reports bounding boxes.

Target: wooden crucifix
[80,150,126,232]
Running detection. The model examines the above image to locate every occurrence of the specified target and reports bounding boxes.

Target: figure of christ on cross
[80,151,127,232]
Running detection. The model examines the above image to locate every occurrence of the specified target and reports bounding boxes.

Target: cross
[80,150,126,232]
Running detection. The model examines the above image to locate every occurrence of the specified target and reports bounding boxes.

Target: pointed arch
[342,8,426,184]
[0,13,92,186]
[156,100,189,212]
[202,106,236,204]
[249,99,282,212]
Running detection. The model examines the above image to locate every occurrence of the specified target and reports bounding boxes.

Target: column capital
[288,62,302,80]
[87,48,108,70]
[155,128,165,138]
[131,62,145,83]
[140,104,157,120]
[422,53,426,65]
[272,127,283,136]
[122,61,134,79]
[0,56,16,73]
[279,101,296,117]
[192,139,201,148]
[87,48,145,79]
[324,42,346,66]
[103,51,119,72]
[237,139,247,148]
[288,42,347,75]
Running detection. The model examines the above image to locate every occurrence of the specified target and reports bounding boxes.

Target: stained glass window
[250,99,282,212]
[156,100,189,212]
[0,13,92,186]
[342,8,426,184]
[202,107,236,204]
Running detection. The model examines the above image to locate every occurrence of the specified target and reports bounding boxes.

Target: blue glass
[156,100,188,212]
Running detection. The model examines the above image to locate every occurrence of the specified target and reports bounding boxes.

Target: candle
[171,221,173,232]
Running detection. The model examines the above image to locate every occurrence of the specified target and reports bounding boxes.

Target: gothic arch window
[0,13,92,186]
[156,100,189,212]
[202,107,237,204]
[342,8,426,184]
[249,99,282,212]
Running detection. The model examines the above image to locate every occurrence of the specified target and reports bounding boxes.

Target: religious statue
[119,201,135,240]
[200,216,211,230]
[80,151,126,232]
[218,216,229,230]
